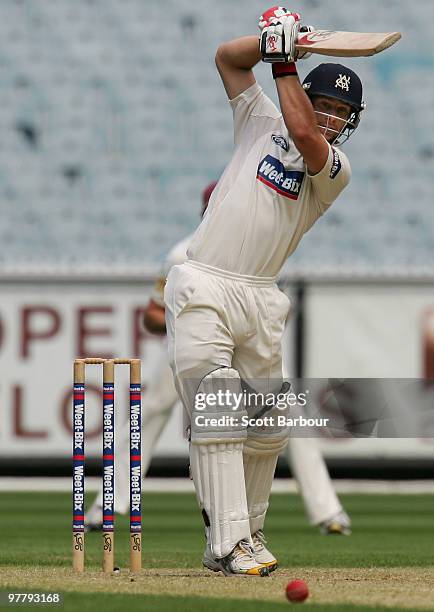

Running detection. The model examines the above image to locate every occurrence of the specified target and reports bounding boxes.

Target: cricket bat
[296,30,401,57]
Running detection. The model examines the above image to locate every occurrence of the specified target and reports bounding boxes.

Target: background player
[85,183,215,526]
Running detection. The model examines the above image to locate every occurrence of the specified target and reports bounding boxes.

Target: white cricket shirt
[187,82,351,277]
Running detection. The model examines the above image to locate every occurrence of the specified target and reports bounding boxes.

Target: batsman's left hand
[297,25,315,59]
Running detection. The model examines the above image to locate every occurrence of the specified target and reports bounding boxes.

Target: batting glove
[259,8,301,63]
[258,6,292,30]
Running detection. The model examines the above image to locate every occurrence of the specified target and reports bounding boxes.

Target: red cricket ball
[285,579,309,603]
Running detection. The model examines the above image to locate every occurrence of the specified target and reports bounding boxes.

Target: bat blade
[296,30,401,57]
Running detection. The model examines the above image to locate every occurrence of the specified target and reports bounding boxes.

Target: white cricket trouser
[281,341,343,525]
[287,437,343,524]
[164,260,291,557]
[165,261,291,412]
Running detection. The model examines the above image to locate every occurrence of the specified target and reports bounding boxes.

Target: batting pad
[190,367,250,558]
[190,367,248,444]
[243,436,288,534]
[190,442,251,559]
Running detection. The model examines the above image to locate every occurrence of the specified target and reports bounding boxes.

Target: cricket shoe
[84,503,103,533]
[251,530,278,573]
[319,510,352,535]
[203,539,269,577]
[84,520,102,533]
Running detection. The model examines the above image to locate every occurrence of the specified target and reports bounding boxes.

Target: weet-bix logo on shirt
[257,155,304,200]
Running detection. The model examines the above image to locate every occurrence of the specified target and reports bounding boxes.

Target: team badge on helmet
[335,74,351,91]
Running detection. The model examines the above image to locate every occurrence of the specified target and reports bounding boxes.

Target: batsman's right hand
[258,6,301,63]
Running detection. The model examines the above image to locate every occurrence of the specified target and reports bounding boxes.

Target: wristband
[272,62,298,79]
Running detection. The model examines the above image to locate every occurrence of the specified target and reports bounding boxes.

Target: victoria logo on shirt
[271,134,289,152]
[329,147,342,179]
[257,155,304,200]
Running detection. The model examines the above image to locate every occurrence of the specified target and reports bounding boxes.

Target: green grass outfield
[0,492,433,611]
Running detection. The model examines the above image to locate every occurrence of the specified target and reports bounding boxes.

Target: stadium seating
[0,0,430,272]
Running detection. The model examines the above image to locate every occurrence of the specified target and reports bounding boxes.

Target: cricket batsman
[85,182,351,537]
[164,7,364,576]
[140,256,351,536]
